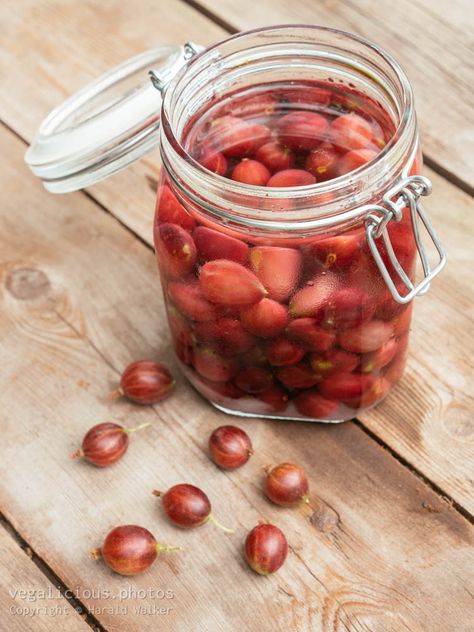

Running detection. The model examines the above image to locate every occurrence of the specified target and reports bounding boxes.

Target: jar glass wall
[153,26,422,422]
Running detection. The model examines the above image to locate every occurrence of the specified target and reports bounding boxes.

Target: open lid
[25,43,202,193]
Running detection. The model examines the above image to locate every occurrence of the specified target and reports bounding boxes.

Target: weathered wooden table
[1,1,473,630]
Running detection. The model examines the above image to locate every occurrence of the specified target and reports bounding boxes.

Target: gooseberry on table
[153,484,234,533]
[71,421,150,467]
[91,525,179,576]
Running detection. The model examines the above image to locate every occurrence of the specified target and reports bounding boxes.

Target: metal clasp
[365,175,447,304]
[149,42,202,93]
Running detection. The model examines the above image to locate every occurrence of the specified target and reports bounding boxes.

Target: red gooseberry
[276,364,322,389]
[231,159,271,186]
[266,337,305,367]
[256,385,289,413]
[319,288,376,330]
[91,525,179,576]
[294,390,340,418]
[305,143,339,180]
[277,111,329,151]
[193,226,249,265]
[155,185,195,232]
[330,113,373,151]
[360,337,398,373]
[383,347,408,385]
[267,169,316,188]
[234,366,274,394]
[303,233,362,273]
[194,347,238,382]
[336,148,378,176]
[209,425,253,469]
[289,274,335,319]
[287,318,336,352]
[193,318,255,356]
[240,298,289,338]
[244,524,288,575]
[246,124,272,152]
[199,260,266,306]
[167,306,193,349]
[199,150,228,176]
[310,348,359,376]
[250,246,303,303]
[111,361,175,405]
[169,310,194,366]
[168,281,221,322]
[155,223,197,279]
[344,376,391,409]
[392,305,413,336]
[71,421,150,467]
[264,462,309,507]
[209,116,255,157]
[319,372,376,401]
[191,374,244,403]
[338,320,394,354]
[153,484,234,532]
[255,141,295,172]
[229,92,276,117]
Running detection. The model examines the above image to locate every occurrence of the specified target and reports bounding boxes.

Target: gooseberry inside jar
[154,28,422,422]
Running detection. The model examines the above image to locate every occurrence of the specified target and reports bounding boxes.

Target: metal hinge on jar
[365,175,447,304]
[149,43,203,92]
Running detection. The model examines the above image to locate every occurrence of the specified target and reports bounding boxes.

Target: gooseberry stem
[156,544,181,553]
[90,547,102,560]
[207,514,235,534]
[108,387,124,401]
[125,422,151,435]
[70,448,84,460]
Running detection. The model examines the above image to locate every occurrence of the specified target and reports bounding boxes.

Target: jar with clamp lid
[25,26,446,422]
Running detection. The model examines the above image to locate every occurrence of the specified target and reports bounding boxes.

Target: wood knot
[5,268,50,300]
[310,501,340,533]
[443,403,474,440]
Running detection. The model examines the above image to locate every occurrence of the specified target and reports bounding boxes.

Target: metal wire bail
[365,175,447,304]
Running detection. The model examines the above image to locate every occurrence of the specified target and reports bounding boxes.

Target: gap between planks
[351,420,474,525]
[0,512,108,632]
[2,116,472,528]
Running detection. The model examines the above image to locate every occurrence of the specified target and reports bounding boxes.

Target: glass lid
[25,44,202,193]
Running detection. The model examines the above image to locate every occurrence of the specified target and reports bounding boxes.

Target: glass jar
[25,26,446,423]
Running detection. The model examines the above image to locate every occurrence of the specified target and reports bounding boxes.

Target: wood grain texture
[0,524,91,632]
[0,0,226,243]
[360,168,474,514]
[192,0,474,191]
[1,123,473,632]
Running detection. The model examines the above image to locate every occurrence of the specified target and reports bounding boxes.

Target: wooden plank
[360,168,474,514]
[1,123,473,632]
[0,0,226,243]
[414,0,474,34]
[0,524,91,632]
[0,0,472,526]
[192,0,474,191]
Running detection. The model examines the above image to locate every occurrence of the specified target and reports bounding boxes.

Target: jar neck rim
[160,25,417,230]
